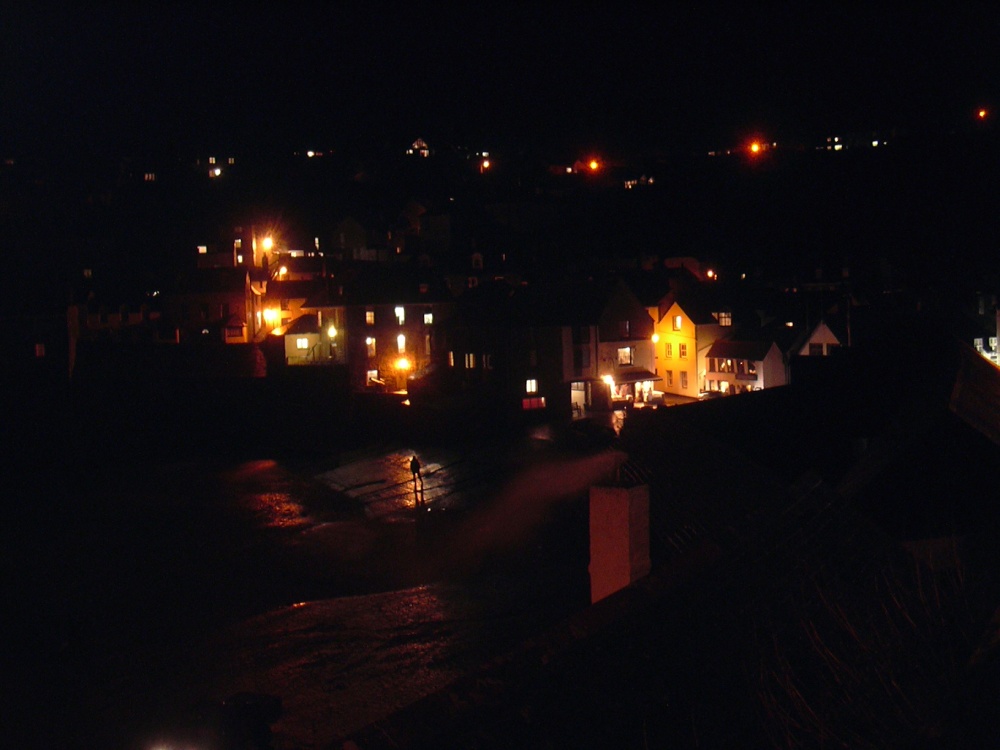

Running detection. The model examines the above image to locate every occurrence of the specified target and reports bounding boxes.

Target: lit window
[397,334,406,354]
[144,172,156,182]
[296,338,309,350]
[197,245,208,254]
[526,379,538,393]
[448,351,455,367]
[716,311,732,326]
[366,369,379,385]
[680,371,688,389]
[366,337,376,358]
[424,312,433,325]
[208,157,216,164]
[366,310,375,325]
[228,157,235,165]
[679,343,688,359]
[465,353,476,369]
[617,347,633,365]
[672,315,682,331]
[234,238,242,249]
[664,342,672,358]
[395,306,405,325]
[236,254,243,264]
[522,397,546,410]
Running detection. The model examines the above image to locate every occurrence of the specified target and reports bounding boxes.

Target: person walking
[409,455,424,506]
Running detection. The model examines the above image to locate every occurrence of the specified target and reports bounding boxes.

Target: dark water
[3,384,595,749]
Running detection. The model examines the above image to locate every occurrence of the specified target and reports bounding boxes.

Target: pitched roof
[706,339,777,361]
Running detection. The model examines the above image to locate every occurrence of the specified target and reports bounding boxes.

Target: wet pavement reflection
[48,438,626,749]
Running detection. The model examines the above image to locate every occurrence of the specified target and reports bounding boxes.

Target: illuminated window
[395,306,405,325]
[672,315,682,331]
[208,157,216,164]
[617,347,633,365]
[679,343,688,359]
[236,254,243,264]
[680,371,688,389]
[526,378,538,393]
[397,333,406,354]
[197,245,208,254]
[666,370,673,387]
[144,172,156,182]
[715,311,732,326]
[296,338,309,350]
[465,353,476,368]
[448,351,454,367]
[366,369,379,384]
[366,310,375,325]
[228,157,235,165]
[424,312,433,325]
[366,337,376,358]
[522,397,546,410]
[664,342,672,358]
[234,238,242,250]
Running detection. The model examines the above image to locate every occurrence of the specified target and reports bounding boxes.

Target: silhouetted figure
[410,455,424,506]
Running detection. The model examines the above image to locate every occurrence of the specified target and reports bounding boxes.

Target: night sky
[4,5,1000,160]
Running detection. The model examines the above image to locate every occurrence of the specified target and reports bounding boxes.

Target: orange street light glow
[394,357,412,371]
[589,159,599,171]
[750,142,761,154]
[979,109,988,119]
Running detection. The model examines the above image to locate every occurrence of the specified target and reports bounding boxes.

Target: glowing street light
[327,324,337,339]
[262,236,274,252]
[588,159,600,171]
[749,141,762,155]
[394,357,412,371]
[979,108,989,120]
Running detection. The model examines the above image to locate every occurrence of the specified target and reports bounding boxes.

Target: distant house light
[395,306,405,325]
[397,333,406,353]
[296,337,309,350]
[208,157,216,164]
[144,172,156,182]
[424,312,433,325]
[197,245,208,254]
[236,254,243,264]
[526,378,538,394]
[366,310,375,325]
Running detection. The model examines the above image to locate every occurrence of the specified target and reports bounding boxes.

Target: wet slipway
[7,436,625,749]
